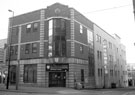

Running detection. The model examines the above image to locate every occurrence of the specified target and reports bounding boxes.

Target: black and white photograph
[0,0,135,95]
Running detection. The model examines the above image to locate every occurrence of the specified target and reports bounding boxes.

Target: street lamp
[6,9,14,89]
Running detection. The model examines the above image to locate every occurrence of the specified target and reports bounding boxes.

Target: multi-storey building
[7,3,127,88]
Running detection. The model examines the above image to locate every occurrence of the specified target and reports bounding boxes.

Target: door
[49,72,66,87]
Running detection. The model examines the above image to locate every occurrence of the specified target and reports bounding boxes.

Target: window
[54,41,60,56]
[110,70,113,76]
[109,55,113,63]
[53,18,66,57]
[103,39,107,46]
[81,69,84,82]
[96,34,101,43]
[100,51,102,60]
[61,19,66,31]
[25,44,30,54]
[48,19,53,57]
[10,46,14,55]
[54,19,61,28]
[80,45,83,53]
[97,50,100,59]
[32,43,37,53]
[33,22,38,32]
[9,65,16,84]
[101,69,102,77]
[87,29,94,49]
[14,45,18,55]
[109,42,112,49]
[26,24,31,33]
[13,26,19,36]
[80,25,83,34]
[61,41,66,56]
[98,68,100,77]
[23,64,37,83]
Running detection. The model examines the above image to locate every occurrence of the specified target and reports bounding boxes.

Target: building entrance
[49,72,66,87]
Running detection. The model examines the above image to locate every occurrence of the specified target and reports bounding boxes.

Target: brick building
[7,3,127,88]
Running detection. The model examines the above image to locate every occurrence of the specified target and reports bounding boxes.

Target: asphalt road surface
[0,87,135,95]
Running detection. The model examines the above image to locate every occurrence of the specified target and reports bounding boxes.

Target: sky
[0,0,135,63]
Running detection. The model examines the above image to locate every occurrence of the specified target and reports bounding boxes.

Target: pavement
[1,84,135,95]
[0,84,83,94]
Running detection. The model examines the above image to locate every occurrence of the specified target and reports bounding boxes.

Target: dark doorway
[10,65,16,84]
[49,72,66,87]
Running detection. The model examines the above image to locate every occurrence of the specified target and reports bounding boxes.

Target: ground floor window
[23,64,37,83]
[10,65,16,84]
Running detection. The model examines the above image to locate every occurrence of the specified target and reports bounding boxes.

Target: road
[0,87,135,95]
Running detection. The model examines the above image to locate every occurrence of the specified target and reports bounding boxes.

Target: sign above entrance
[46,64,69,71]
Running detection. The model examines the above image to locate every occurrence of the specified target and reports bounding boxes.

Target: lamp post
[6,9,14,89]
[8,10,20,90]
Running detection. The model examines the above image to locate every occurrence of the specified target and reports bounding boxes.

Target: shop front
[46,63,68,87]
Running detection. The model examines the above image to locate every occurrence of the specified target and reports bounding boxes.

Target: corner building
[7,3,127,88]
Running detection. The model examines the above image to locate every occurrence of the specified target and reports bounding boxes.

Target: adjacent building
[127,63,135,86]
[0,39,7,83]
[7,3,127,88]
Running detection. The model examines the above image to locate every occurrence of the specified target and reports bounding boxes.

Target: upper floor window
[53,18,66,33]
[103,39,107,45]
[48,19,53,57]
[109,55,113,63]
[14,45,18,55]
[87,30,93,41]
[12,26,19,36]
[32,43,37,53]
[25,44,30,54]
[10,46,14,55]
[33,22,38,32]
[61,19,66,31]
[97,50,100,59]
[96,34,101,43]
[80,45,83,53]
[80,25,83,34]
[53,18,66,57]
[26,24,31,33]
[97,50,102,60]
[100,51,102,60]
[109,42,112,49]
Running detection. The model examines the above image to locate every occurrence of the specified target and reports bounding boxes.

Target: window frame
[80,25,83,34]
[32,43,37,53]
[80,45,83,53]
[33,22,38,32]
[26,24,32,33]
[23,64,37,83]
[25,44,30,54]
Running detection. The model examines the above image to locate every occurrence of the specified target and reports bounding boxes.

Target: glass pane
[54,41,60,56]
[49,20,53,29]
[34,23,38,28]
[27,24,31,28]
[54,19,61,28]
[80,25,83,34]
[48,19,53,57]
[61,19,66,31]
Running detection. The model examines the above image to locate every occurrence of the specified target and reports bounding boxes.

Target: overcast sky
[0,0,134,63]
